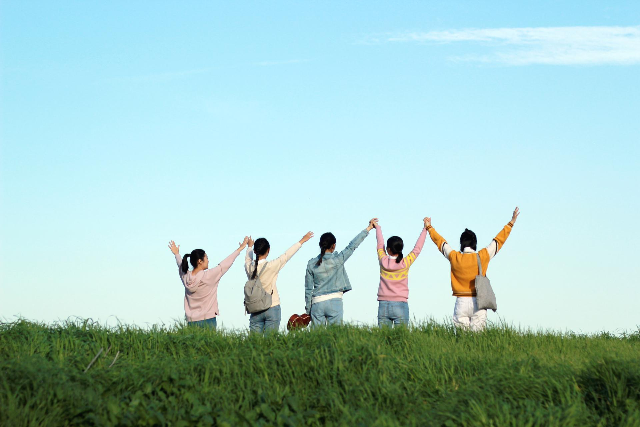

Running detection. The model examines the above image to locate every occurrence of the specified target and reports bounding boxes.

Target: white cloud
[380,26,640,65]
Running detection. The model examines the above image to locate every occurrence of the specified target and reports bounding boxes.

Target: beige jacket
[244,242,302,308]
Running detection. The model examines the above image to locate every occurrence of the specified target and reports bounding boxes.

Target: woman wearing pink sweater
[168,237,248,329]
[375,218,429,327]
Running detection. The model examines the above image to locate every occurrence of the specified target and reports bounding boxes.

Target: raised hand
[367,218,379,231]
[168,240,180,255]
[424,217,431,228]
[238,236,249,250]
[299,231,314,245]
[511,207,520,224]
[247,236,254,248]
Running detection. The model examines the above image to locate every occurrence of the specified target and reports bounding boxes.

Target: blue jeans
[310,299,343,327]
[378,301,409,327]
[188,317,217,329]
[249,305,281,333]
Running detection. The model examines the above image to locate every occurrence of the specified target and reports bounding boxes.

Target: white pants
[453,297,487,331]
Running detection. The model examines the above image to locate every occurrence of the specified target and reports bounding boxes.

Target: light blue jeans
[188,317,217,330]
[378,301,409,327]
[310,298,343,327]
[249,304,281,333]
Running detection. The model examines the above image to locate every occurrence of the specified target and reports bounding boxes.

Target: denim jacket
[304,229,369,313]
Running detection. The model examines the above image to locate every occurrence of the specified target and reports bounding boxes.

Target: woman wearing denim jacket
[304,218,377,327]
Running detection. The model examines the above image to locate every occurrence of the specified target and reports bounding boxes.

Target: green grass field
[1,319,639,426]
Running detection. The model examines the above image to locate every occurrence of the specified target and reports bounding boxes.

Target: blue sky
[1,1,639,333]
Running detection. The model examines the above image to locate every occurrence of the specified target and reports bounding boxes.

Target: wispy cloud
[373,26,640,65]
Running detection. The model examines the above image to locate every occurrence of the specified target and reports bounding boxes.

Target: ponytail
[181,254,190,274]
[316,232,337,267]
[251,238,271,279]
[252,254,259,280]
[316,248,328,267]
[396,251,403,264]
[181,249,206,274]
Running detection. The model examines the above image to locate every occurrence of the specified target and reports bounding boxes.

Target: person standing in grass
[245,232,314,333]
[304,218,378,327]
[374,217,429,327]
[168,237,249,329]
[425,207,520,331]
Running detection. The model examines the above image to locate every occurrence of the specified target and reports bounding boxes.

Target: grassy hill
[1,319,639,426]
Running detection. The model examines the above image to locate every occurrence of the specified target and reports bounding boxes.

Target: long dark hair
[460,228,477,252]
[181,249,206,274]
[316,232,337,267]
[251,238,270,279]
[387,236,404,264]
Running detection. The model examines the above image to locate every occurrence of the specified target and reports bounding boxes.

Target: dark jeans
[188,317,217,329]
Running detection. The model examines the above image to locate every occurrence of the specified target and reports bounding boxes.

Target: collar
[388,255,397,259]
[257,259,267,264]
[462,247,477,254]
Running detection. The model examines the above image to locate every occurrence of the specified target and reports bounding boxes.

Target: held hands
[366,218,379,231]
[424,217,431,228]
[238,236,250,251]
[299,231,314,245]
[511,207,520,224]
[247,236,254,248]
[168,240,180,255]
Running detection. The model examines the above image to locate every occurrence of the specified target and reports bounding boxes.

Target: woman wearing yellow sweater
[425,207,520,331]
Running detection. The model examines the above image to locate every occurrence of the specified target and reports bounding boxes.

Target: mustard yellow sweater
[427,223,513,297]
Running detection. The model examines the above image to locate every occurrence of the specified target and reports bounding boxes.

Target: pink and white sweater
[376,226,428,302]
[174,249,241,322]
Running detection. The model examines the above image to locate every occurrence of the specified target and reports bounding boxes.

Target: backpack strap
[476,253,483,277]
[256,262,268,278]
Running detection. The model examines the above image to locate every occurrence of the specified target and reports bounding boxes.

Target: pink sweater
[376,226,427,302]
[174,249,241,322]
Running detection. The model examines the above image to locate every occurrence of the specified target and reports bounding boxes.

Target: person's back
[426,207,520,331]
[374,218,429,327]
[306,253,347,295]
[245,232,314,333]
[305,219,376,327]
[448,248,493,297]
[168,237,249,329]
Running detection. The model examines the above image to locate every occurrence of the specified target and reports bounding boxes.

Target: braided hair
[315,232,337,267]
[181,249,206,274]
[251,238,270,279]
[386,236,404,264]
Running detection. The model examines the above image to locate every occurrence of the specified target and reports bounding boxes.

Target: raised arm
[273,231,314,271]
[245,236,255,277]
[205,237,249,282]
[304,266,314,314]
[402,218,429,268]
[336,218,377,265]
[168,240,185,277]
[484,207,519,260]
[375,222,387,261]
[424,218,454,260]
